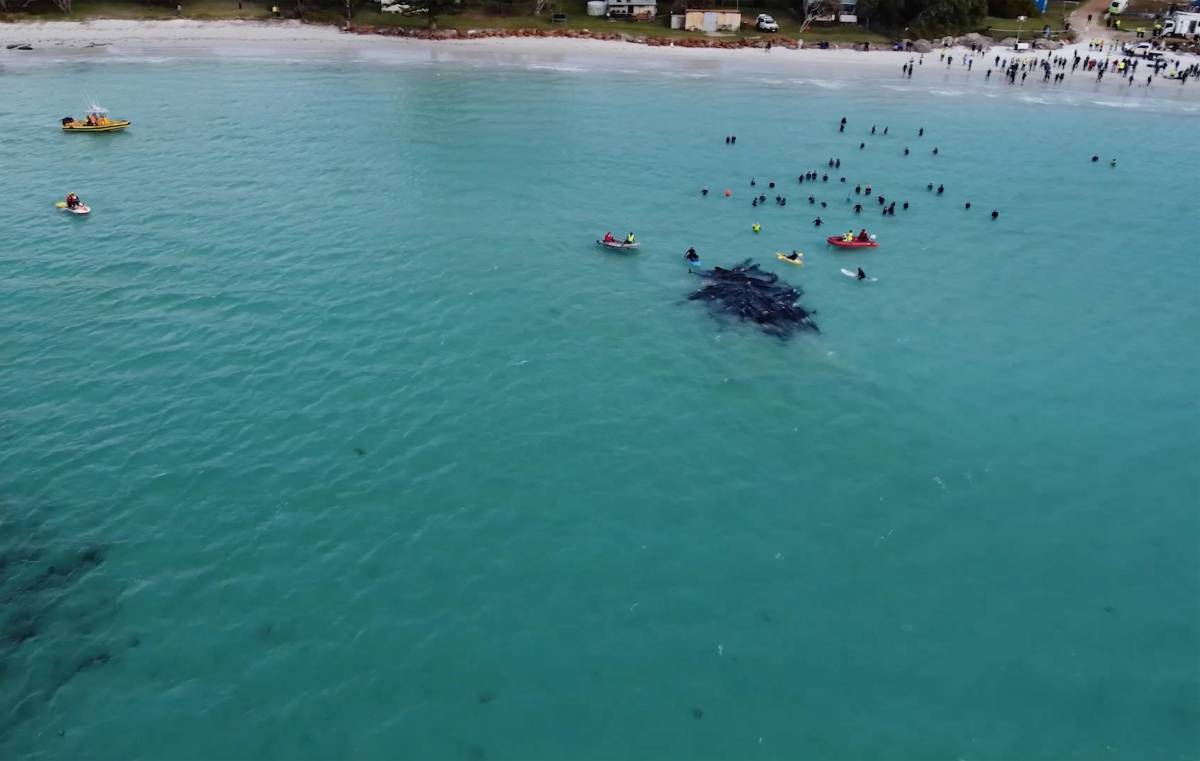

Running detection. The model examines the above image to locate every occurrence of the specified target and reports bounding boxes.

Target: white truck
[1162,11,1200,38]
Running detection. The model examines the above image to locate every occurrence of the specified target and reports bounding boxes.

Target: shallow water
[1,53,1198,759]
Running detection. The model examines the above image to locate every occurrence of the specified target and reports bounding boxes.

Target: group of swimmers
[690,118,1006,282]
[685,245,869,282]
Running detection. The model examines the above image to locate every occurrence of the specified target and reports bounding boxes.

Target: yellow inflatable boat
[61,106,130,133]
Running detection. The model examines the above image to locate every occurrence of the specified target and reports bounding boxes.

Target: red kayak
[827,236,878,248]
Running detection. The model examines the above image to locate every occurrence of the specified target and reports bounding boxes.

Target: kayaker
[785,251,802,261]
[625,232,636,244]
[65,193,80,209]
[856,268,867,280]
[684,247,699,263]
[603,232,615,244]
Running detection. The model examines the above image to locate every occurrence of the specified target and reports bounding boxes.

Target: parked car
[756,13,779,31]
[1123,41,1155,55]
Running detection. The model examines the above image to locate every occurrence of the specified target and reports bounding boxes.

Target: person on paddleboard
[856,267,867,280]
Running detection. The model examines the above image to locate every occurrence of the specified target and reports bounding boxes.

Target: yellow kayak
[62,118,131,133]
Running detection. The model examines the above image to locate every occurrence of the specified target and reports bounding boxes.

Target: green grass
[2,0,274,21]
[3,0,888,44]
[354,2,888,43]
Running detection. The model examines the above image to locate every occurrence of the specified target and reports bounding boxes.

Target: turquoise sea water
[1,49,1199,759]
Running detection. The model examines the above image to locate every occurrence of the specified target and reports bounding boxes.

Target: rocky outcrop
[997,36,1018,47]
[1032,37,1063,49]
[955,32,994,48]
[910,38,934,53]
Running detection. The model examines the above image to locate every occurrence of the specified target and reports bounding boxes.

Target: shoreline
[2,19,1197,106]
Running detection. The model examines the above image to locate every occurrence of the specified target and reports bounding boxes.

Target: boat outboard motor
[61,117,75,125]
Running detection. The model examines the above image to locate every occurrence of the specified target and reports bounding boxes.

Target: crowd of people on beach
[901,43,1198,88]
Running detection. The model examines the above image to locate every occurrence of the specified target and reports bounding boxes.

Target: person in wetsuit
[684,247,699,264]
[856,267,867,280]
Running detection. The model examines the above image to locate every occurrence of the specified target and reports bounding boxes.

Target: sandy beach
[2,19,1197,104]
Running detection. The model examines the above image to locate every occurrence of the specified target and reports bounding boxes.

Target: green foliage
[986,0,1035,18]
[855,0,986,34]
[912,0,985,33]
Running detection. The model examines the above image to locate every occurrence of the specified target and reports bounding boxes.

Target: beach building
[683,8,742,31]
[606,0,657,19]
[804,0,858,23]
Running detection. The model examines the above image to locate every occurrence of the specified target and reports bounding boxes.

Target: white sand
[0,18,1195,94]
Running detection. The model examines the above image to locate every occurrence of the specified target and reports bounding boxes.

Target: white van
[1107,0,1128,15]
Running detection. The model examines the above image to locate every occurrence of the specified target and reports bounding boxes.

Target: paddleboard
[776,253,804,266]
[841,268,876,281]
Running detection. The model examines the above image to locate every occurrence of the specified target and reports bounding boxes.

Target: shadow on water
[0,496,119,744]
